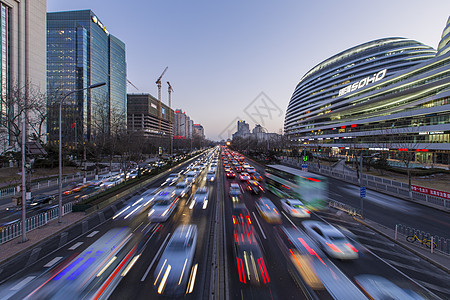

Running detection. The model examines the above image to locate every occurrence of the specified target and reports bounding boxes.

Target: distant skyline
[47,0,450,140]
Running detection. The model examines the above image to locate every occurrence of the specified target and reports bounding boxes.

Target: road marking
[414,279,450,294]
[282,211,297,229]
[384,259,444,279]
[141,233,171,282]
[11,276,35,290]
[365,245,420,261]
[68,242,83,250]
[87,231,99,238]
[44,257,63,268]
[252,212,266,239]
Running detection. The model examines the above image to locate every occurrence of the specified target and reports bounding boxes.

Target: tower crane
[127,79,139,91]
[155,67,168,101]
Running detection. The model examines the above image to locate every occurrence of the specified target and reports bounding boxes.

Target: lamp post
[58,82,106,223]
[359,152,379,217]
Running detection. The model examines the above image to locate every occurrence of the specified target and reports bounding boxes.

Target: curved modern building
[285,16,450,165]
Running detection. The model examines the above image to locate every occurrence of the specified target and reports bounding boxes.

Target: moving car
[189,187,209,210]
[245,180,263,194]
[175,181,191,198]
[226,170,236,179]
[185,171,197,185]
[251,172,263,182]
[255,197,282,224]
[239,172,250,181]
[148,188,178,222]
[229,183,242,197]
[164,173,179,185]
[153,225,198,296]
[302,220,359,260]
[206,170,216,182]
[281,199,310,218]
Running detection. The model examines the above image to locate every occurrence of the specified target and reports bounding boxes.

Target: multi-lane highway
[0,146,448,299]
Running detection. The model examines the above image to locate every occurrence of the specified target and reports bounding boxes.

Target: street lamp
[359,152,379,217]
[58,82,106,223]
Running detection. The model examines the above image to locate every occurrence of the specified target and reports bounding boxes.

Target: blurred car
[100,177,124,188]
[235,166,243,173]
[164,173,179,185]
[206,170,216,182]
[255,197,282,224]
[245,180,264,194]
[246,167,256,174]
[239,172,250,181]
[153,225,198,296]
[189,187,209,210]
[25,194,55,209]
[148,188,178,222]
[281,199,310,218]
[226,170,236,179]
[251,172,263,182]
[127,169,139,179]
[175,181,191,198]
[229,183,242,197]
[185,171,197,185]
[302,220,359,260]
[233,233,270,286]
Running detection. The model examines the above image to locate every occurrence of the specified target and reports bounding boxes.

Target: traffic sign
[360,186,366,198]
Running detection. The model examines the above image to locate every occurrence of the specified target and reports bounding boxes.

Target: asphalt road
[0,149,448,299]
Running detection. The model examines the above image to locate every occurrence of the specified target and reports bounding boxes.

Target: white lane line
[68,242,83,250]
[282,211,297,228]
[141,233,171,282]
[44,257,63,268]
[252,212,266,239]
[87,231,99,238]
[11,276,35,291]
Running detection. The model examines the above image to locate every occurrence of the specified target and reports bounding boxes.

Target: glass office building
[285,17,450,166]
[47,10,126,146]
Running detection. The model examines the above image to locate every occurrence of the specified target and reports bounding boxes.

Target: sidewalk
[0,212,86,264]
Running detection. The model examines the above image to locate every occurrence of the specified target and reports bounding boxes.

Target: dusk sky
[47,0,450,141]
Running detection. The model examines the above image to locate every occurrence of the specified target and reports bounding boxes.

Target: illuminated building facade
[47,10,126,146]
[285,17,450,165]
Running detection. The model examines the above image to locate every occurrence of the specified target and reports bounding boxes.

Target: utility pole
[21,120,27,243]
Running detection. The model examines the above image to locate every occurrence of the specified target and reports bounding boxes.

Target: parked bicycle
[406,234,437,249]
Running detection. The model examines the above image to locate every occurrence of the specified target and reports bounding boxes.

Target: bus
[265,164,328,210]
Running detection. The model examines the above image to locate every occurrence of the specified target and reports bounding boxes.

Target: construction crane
[167,81,174,157]
[155,66,168,101]
[127,79,139,91]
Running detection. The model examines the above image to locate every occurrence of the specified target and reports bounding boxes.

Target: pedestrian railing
[0,199,82,245]
[395,224,450,255]
[282,159,449,211]
[0,168,112,199]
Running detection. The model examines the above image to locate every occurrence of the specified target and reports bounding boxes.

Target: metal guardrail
[282,159,449,210]
[395,224,450,255]
[0,168,111,199]
[0,199,82,244]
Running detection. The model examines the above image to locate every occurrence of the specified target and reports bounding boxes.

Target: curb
[353,217,450,274]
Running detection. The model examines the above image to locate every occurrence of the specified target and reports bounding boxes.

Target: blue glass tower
[47,10,126,146]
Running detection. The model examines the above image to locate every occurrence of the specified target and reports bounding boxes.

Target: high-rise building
[193,123,205,139]
[285,17,450,165]
[127,93,173,137]
[0,0,47,152]
[46,10,126,147]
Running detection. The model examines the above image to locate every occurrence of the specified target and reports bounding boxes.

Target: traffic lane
[329,179,450,239]
[224,176,301,299]
[109,169,217,299]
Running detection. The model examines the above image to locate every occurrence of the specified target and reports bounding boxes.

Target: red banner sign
[411,185,450,200]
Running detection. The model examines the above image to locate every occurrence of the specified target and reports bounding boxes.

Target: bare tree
[0,80,47,149]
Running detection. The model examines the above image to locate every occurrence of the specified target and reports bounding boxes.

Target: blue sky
[47,0,450,140]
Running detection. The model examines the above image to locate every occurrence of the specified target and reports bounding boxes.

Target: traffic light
[318,146,322,152]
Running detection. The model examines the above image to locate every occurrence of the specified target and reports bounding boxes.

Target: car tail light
[232,215,237,224]
[325,242,342,253]
[246,216,252,224]
[345,243,358,253]
[304,209,311,214]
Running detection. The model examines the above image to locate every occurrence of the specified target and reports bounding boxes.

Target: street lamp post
[359,152,379,217]
[58,82,105,223]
